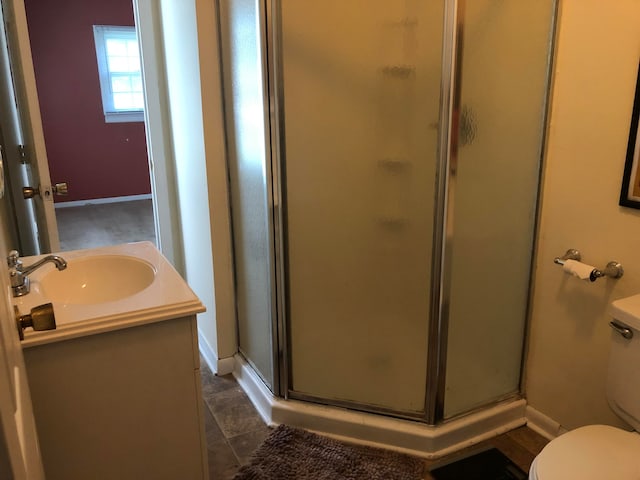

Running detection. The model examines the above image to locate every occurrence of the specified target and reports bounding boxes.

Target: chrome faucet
[7,250,67,297]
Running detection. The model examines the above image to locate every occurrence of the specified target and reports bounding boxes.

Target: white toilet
[529,293,640,479]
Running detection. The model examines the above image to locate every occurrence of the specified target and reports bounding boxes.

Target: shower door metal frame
[263,0,290,399]
[259,0,285,398]
[424,0,461,425]
[263,0,462,422]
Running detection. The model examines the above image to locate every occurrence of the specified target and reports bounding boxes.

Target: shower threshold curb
[233,354,527,459]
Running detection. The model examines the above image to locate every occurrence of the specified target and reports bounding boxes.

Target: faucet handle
[7,250,20,268]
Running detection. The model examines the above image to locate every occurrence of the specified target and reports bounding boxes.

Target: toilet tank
[607,294,640,431]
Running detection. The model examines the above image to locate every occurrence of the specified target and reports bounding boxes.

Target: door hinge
[18,144,28,164]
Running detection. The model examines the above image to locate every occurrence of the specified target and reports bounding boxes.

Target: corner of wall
[195,0,237,362]
[157,0,237,368]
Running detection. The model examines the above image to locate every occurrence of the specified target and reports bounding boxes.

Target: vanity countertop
[13,242,205,347]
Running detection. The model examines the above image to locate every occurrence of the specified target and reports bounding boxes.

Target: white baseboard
[198,331,235,375]
[233,354,527,459]
[525,405,566,440]
[216,357,235,376]
[198,332,217,372]
[233,354,276,426]
[55,193,152,208]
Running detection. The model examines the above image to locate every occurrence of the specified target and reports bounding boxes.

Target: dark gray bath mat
[429,447,526,480]
[233,424,425,480]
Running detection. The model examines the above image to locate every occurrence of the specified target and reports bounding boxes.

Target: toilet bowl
[529,294,640,479]
[528,425,640,479]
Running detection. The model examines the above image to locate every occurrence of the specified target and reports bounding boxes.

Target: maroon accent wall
[24,0,151,203]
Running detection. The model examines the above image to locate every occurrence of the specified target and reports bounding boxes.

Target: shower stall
[218,0,557,442]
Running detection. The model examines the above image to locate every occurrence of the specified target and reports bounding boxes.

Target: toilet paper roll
[562,259,596,281]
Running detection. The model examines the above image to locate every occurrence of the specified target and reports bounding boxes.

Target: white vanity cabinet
[23,314,207,480]
[12,243,208,480]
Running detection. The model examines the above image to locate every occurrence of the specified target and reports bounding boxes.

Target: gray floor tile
[228,425,272,465]
[204,385,266,435]
[203,402,225,447]
[201,369,238,396]
[204,385,248,414]
[201,372,268,454]
[212,401,268,438]
[207,439,240,480]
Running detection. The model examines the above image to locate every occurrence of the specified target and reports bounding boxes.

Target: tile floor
[199,359,548,480]
[200,360,272,479]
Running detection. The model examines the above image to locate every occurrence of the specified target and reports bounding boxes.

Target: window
[93,25,144,123]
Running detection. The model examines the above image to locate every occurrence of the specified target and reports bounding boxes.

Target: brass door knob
[22,186,39,199]
[53,182,68,195]
[14,303,56,340]
[22,182,68,199]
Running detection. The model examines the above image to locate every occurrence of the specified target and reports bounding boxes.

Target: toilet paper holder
[553,249,624,281]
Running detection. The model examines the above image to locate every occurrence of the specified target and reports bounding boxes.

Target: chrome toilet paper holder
[553,249,624,281]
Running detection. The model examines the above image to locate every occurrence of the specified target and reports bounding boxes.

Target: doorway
[22,0,156,252]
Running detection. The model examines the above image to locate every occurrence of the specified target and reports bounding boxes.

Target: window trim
[93,25,144,123]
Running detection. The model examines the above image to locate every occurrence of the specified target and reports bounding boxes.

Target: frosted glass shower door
[443,0,556,417]
[280,0,444,414]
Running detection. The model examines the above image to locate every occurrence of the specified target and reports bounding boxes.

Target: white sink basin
[13,242,205,346]
[39,254,156,304]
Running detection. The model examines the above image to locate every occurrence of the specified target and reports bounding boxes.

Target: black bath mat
[429,447,526,480]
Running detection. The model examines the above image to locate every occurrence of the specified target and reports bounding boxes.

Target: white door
[0,0,59,255]
[0,181,44,478]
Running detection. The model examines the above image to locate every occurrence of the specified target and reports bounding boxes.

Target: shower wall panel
[219,0,275,389]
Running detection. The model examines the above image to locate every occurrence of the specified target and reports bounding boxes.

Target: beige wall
[157,0,237,368]
[195,0,237,363]
[526,0,640,430]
